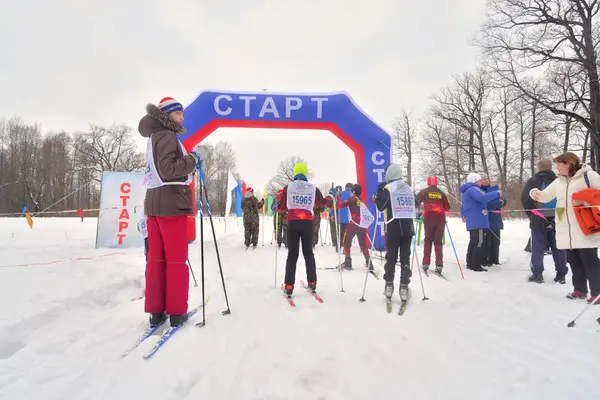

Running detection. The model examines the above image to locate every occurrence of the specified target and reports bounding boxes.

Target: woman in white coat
[530,152,600,304]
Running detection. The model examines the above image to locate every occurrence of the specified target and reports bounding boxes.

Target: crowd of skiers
[136,95,599,330]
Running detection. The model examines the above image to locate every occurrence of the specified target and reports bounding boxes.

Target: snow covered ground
[0,216,598,400]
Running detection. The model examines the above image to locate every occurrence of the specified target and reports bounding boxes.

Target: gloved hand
[190,151,201,165]
[329,187,339,197]
[416,211,423,220]
[371,194,377,204]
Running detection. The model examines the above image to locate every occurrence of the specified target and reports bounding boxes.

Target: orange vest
[571,188,600,235]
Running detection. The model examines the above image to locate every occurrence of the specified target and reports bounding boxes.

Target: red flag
[76,209,84,222]
[530,209,547,220]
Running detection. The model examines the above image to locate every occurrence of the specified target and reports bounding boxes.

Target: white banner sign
[95,171,146,248]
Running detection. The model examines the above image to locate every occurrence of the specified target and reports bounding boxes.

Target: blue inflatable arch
[181,90,391,250]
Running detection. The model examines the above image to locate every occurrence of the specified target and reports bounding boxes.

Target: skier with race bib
[277,162,332,295]
[139,97,203,328]
[374,163,415,302]
[336,184,373,272]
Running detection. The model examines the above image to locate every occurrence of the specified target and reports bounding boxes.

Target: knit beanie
[466,172,482,184]
[158,97,183,113]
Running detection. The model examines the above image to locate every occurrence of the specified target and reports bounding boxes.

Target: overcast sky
[1,0,485,192]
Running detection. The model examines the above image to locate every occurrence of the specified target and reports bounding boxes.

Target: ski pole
[196,171,206,327]
[198,162,231,317]
[360,211,380,302]
[331,184,344,292]
[567,293,600,327]
[445,221,465,280]
[411,228,429,300]
[187,259,198,287]
[274,211,279,288]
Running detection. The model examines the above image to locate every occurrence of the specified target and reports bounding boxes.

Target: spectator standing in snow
[242,188,264,250]
[139,97,202,328]
[460,172,502,272]
[417,175,450,274]
[480,175,507,267]
[521,159,568,284]
[530,152,600,303]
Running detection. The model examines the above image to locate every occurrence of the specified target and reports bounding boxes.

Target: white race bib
[137,206,148,239]
[357,202,375,228]
[143,138,192,189]
[386,180,416,220]
[286,181,317,212]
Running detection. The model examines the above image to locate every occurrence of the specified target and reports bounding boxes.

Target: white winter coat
[531,165,600,250]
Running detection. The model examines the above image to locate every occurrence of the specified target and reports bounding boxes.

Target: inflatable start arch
[180,90,391,250]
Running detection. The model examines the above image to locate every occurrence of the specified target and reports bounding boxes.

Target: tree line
[392,0,600,211]
[0,116,242,216]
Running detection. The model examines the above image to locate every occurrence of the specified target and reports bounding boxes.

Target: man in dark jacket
[481,175,507,267]
[139,97,201,328]
[374,163,415,302]
[520,159,568,283]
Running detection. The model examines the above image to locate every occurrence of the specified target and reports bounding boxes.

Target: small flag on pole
[25,211,33,229]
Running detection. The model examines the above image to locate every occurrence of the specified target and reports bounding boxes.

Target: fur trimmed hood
[138,103,186,138]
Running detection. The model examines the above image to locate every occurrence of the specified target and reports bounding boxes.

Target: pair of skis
[281,280,323,307]
[386,297,409,315]
[423,267,449,281]
[121,297,210,360]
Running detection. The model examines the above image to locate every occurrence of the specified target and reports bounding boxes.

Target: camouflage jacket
[242,196,264,224]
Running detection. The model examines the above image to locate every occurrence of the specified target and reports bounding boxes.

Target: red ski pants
[343,223,370,257]
[422,215,445,265]
[145,215,189,315]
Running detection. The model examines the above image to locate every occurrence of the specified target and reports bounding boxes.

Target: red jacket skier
[417,176,450,273]
[277,162,332,294]
[337,184,372,271]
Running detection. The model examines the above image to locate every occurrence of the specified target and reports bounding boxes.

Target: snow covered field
[0,216,598,400]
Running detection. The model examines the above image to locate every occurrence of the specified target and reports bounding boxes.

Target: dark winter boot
[422,264,430,272]
[528,273,543,283]
[308,281,317,291]
[341,255,352,270]
[384,281,394,299]
[149,312,167,327]
[365,256,374,271]
[284,284,294,295]
[435,264,443,274]
[554,274,566,284]
[169,313,189,327]
[399,284,410,302]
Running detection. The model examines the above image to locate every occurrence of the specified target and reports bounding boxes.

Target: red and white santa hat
[158,97,183,113]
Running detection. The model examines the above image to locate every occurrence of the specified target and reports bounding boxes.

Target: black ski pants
[567,248,600,297]
[383,221,413,285]
[483,228,501,265]
[467,229,487,270]
[284,220,317,285]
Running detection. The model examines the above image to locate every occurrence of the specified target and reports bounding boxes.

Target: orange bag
[572,188,600,235]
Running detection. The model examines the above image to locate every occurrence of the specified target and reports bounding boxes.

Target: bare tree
[392,110,417,185]
[431,70,492,174]
[266,156,314,193]
[73,124,145,181]
[477,0,600,169]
